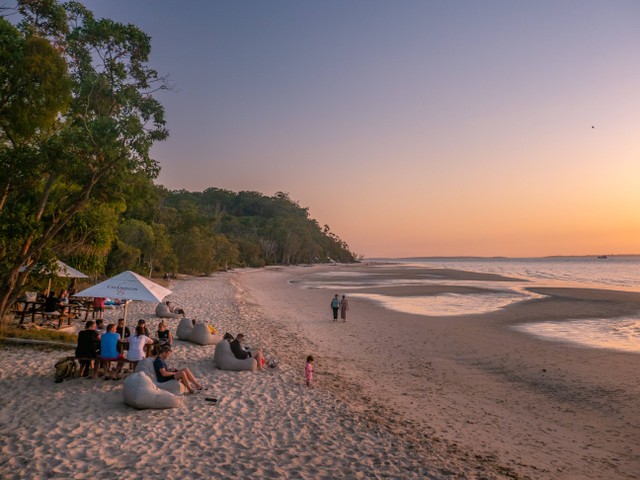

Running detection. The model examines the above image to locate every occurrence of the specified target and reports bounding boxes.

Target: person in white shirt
[126,325,154,366]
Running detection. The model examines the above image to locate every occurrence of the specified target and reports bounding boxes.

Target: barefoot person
[230,333,264,369]
[153,345,203,394]
[305,355,314,387]
[340,295,349,322]
[330,294,340,321]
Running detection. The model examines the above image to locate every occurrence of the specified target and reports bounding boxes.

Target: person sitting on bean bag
[123,371,182,410]
[230,333,263,370]
[153,345,203,394]
[155,301,181,319]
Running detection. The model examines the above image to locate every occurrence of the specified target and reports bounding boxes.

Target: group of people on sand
[74,299,321,394]
[75,317,204,393]
[75,317,177,381]
[330,294,349,321]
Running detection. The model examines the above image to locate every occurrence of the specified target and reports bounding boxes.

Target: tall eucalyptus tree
[0,0,168,321]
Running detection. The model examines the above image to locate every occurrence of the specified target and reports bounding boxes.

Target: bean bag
[176,317,194,340]
[134,357,186,395]
[189,322,223,346]
[214,339,256,371]
[123,372,182,409]
[156,302,181,319]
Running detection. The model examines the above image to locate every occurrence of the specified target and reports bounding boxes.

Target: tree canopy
[0,1,355,322]
[104,185,355,277]
[0,0,168,319]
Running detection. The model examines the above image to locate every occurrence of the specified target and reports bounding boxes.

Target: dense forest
[100,184,356,277]
[0,1,354,321]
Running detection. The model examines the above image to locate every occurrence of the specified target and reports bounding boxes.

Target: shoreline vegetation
[1,265,639,479]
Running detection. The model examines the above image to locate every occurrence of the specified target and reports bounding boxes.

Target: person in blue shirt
[100,323,123,380]
[330,294,340,321]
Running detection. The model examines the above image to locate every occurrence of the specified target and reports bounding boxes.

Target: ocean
[305,256,640,353]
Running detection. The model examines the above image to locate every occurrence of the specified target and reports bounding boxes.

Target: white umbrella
[21,260,89,295]
[74,270,172,336]
[52,260,89,279]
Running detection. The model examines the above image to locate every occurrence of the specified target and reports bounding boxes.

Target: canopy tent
[74,270,172,336]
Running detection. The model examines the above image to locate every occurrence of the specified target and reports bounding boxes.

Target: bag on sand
[54,356,77,383]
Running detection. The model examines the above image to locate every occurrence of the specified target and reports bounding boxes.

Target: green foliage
[0,1,355,323]
[0,18,71,142]
[0,325,76,345]
[152,189,355,274]
[0,1,168,321]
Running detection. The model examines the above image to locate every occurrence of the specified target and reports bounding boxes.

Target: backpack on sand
[54,356,77,383]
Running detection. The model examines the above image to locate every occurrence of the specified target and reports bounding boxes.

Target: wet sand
[238,264,640,479]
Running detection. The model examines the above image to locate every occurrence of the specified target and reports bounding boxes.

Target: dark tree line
[105,186,356,276]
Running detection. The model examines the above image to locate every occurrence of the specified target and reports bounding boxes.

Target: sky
[80,0,640,258]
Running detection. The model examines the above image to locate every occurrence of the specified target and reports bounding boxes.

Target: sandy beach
[1,265,639,479]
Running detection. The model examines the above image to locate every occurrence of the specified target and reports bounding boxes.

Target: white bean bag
[134,357,186,395]
[123,372,182,409]
[189,322,223,346]
[176,317,194,340]
[156,302,181,318]
[214,339,256,371]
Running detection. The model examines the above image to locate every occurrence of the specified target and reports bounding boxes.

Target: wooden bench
[73,356,137,378]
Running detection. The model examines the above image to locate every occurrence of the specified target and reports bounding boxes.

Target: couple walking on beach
[330,294,349,321]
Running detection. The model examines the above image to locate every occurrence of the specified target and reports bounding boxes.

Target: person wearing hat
[137,318,151,337]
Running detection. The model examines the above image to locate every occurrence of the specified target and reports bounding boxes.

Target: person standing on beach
[330,294,340,321]
[92,297,105,320]
[305,355,314,387]
[340,295,349,322]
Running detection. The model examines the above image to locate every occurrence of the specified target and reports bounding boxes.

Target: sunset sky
[82,1,640,258]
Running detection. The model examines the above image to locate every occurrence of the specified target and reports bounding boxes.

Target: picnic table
[15,300,45,325]
[14,299,92,328]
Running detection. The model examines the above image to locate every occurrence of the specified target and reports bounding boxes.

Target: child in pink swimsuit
[305,355,314,387]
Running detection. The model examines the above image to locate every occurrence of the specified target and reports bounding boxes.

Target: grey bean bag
[189,322,223,346]
[134,357,186,395]
[156,302,181,318]
[123,372,182,409]
[176,317,194,340]
[213,339,256,371]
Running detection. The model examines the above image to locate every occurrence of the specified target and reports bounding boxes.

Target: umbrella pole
[122,300,129,338]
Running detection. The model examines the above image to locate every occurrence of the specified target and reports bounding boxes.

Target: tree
[0,1,168,321]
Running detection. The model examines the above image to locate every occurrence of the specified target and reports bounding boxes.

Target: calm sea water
[307,256,640,353]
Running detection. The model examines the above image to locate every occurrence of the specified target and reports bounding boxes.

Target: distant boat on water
[597,255,608,259]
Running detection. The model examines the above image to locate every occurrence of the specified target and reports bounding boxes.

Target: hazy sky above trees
[80,1,640,257]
